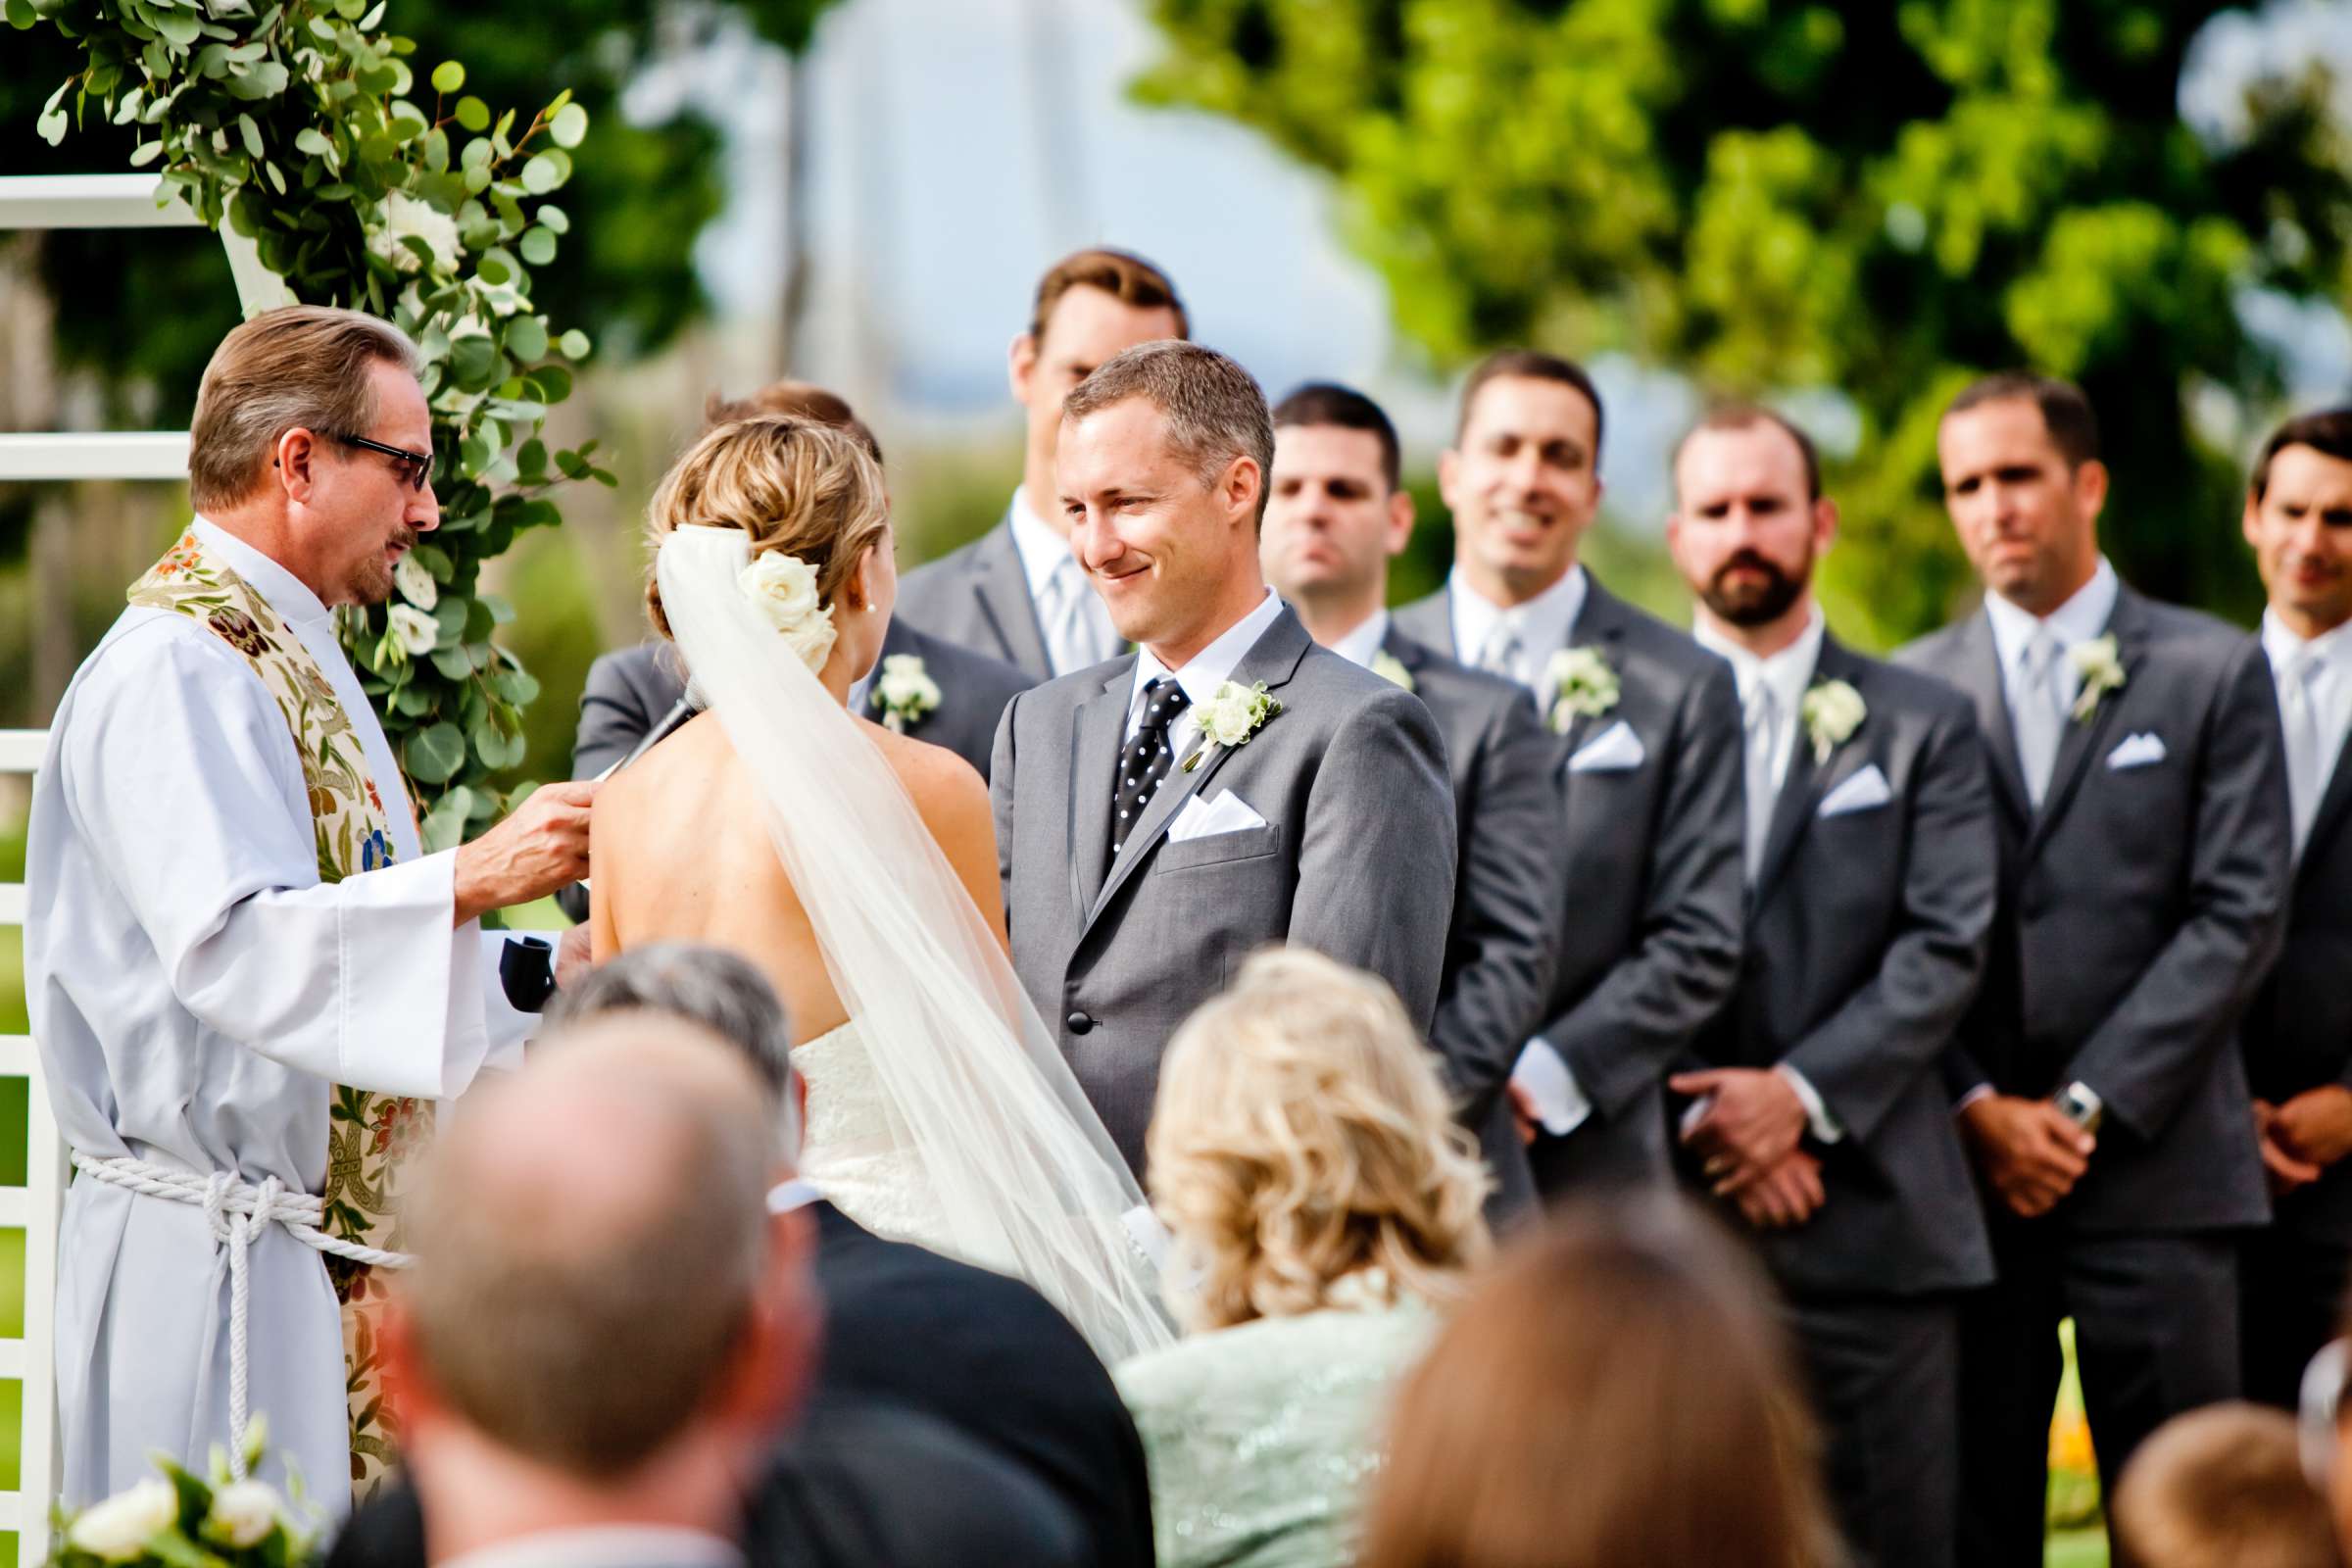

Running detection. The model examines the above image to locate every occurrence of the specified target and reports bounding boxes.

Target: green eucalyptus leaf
[549,102,587,149]
[504,315,548,362]
[536,204,568,235]
[519,150,565,193]
[558,328,589,360]
[517,224,556,267]
[429,60,463,93]
[404,722,466,786]
[454,94,488,132]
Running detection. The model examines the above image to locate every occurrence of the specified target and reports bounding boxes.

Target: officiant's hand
[454,779,600,925]
[1669,1067,1807,1189]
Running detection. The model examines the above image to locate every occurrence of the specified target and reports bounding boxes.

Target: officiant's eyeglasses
[334,433,435,493]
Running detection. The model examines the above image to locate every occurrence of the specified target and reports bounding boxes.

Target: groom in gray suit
[1663,406,1996,1568]
[1896,373,2292,1564]
[1394,350,1745,1195]
[991,342,1458,1172]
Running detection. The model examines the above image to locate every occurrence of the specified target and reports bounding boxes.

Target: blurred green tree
[1138,0,2352,642]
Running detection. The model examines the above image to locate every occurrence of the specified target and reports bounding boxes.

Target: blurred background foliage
[1137,0,2352,645]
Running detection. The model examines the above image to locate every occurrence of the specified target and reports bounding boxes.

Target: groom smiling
[991,341,1458,1172]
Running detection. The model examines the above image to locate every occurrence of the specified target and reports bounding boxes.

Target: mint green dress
[1115,1295,1437,1568]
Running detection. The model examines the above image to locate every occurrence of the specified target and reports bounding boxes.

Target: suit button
[1066,1011,1095,1035]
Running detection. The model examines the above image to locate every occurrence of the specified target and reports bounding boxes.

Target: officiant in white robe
[25,307,597,1512]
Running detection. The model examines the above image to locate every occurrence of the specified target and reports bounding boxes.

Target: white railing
[3,172,281,1562]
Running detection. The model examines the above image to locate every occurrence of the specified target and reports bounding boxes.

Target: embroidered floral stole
[128,528,428,1500]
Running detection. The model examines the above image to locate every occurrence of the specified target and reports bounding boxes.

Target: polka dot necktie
[1111,677,1191,858]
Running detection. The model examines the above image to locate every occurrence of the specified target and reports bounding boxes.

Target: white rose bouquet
[738,551,839,674]
[51,1418,317,1567]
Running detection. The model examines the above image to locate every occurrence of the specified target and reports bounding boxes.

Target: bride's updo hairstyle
[642,414,889,644]
[1147,949,1493,1332]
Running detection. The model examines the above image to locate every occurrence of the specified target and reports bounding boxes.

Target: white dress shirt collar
[438,1525,743,1568]
[2261,609,2352,681]
[194,516,335,629]
[1006,485,1075,596]
[1326,608,1392,670]
[1693,607,1826,725]
[1983,555,2120,678]
[1128,587,1287,734]
[1447,564,1588,684]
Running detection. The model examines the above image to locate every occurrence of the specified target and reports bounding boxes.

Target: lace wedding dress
[655,525,1172,1365]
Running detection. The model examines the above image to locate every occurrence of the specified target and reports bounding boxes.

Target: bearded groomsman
[1395,350,1744,1194]
[992,343,1457,1172]
[2234,409,2352,1411]
[1661,407,1995,1568]
[896,249,1188,680]
[1896,373,2291,1563]
[1259,382,1561,1220]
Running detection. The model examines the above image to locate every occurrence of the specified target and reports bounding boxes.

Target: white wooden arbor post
[0,174,287,1561]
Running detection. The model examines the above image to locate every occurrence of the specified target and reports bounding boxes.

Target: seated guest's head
[2112,1402,2342,1568]
[385,1016,817,1561]
[545,942,801,1157]
[1360,1200,1833,1568]
[1145,948,1491,1331]
[705,380,884,465]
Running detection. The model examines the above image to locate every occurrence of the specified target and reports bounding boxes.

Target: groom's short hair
[1062,341,1275,526]
[188,305,419,511]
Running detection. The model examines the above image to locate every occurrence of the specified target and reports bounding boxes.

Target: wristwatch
[499,935,558,1013]
[2052,1080,2104,1135]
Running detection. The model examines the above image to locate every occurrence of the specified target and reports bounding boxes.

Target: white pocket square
[1567,719,1645,774]
[1817,763,1892,818]
[2106,732,2167,771]
[1167,790,1268,843]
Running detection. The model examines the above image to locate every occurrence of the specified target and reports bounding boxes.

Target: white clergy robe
[26,518,536,1511]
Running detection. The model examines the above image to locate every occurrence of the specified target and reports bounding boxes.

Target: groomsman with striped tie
[1394,350,1745,1195]
[1897,373,2292,1565]
[2233,408,2352,1411]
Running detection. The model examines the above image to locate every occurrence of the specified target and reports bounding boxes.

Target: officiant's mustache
[1703,548,1807,626]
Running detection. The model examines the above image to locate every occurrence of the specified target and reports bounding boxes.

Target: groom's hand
[454,779,600,926]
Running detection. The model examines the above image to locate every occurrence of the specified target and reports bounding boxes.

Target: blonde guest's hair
[1146,948,1491,1332]
[642,415,889,640]
[187,305,420,511]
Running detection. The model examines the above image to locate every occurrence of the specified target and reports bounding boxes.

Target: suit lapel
[1066,663,1135,918]
[1952,611,2031,828]
[1391,591,1459,661]
[1748,637,1852,906]
[1084,610,1314,929]
[2300,731,2352,874]
[2027,589,2141,859]
[971,516,1054,677]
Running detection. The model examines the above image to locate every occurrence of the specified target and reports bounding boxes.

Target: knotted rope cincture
[71,1152,414,1478]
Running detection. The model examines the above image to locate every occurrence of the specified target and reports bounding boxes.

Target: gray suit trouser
[1957,1228,2238,1568]
[1788,1295,1961,1568]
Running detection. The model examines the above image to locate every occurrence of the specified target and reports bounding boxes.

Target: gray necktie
[2280,645,2324,858]
[1741,681,1781,882]
[1479,619,1525,687]
[2015,629,2064,808]
[1042,558,1104,676]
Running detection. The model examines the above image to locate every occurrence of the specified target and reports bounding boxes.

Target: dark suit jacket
[1396,577,1745,1187]
[325,1201,1145,1568]
[2243,672,2352,1244]
[1897,586,2292,1234]
[560,624,1033,922]
[1380,625,1560,1220]
[894,515,1055,681]
[992,607,1458,1171]
[1686,634,1998,1298]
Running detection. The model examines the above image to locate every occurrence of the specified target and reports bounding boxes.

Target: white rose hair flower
[738,550,839,674]
[68,1477,178,1562]
[387,603,441,657]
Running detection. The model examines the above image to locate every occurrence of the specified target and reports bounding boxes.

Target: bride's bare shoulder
[863,718,991,836]
[596,713,734,827]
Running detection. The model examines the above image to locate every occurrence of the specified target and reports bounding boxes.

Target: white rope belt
[71,1152,415,1477]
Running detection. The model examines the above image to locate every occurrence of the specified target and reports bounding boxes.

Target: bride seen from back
[589,415,1174,1365]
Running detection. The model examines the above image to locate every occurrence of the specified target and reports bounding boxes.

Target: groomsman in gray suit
[1394,350,1745,1195]
[896,249,1188,680]
[1662,406,1995,1568]
[1259,381,1561,1222]
[991,343,1458,1172]
[1896,373,2292,1564]
[2234,408,2352,1410]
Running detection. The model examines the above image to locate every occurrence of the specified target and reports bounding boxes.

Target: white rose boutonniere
[738,551,839,674]
[1544,647,1620,734]
[1184,680,1283,772]
[1800,678,1866,763]
[2069,635,2125,722]
[871,653,943,733]
[1371,651,1416,692]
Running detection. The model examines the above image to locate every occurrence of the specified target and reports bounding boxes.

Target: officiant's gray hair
[545,944,801,1154]
[1062,340,1276,526]
[188,305,419,510]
